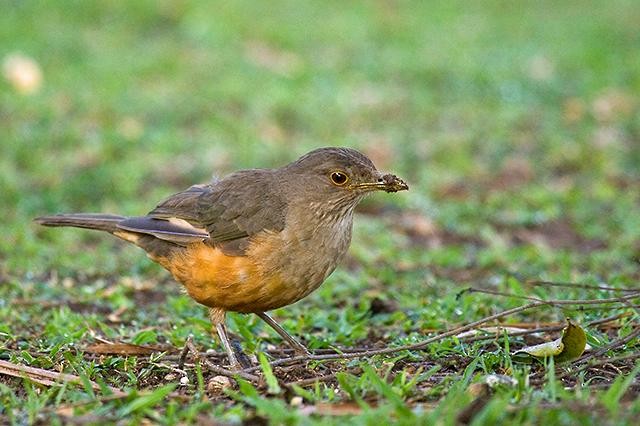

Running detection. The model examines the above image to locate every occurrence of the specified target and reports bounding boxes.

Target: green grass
[2,0,640,424]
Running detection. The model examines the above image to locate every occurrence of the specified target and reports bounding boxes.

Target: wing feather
[142,170,287,255]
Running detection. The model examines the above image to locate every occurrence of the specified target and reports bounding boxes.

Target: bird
[35,147,409,368]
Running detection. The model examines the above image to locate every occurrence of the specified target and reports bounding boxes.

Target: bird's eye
[330,171,349,186]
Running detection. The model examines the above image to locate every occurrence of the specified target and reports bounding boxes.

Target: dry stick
[244,301,548,373]
[163,346,370,363]
[0,359,125,396]
[453,312,630,344]
[178,336,193,370]
[462,287,640,305]
[240,293,640,373]
[458,287,548,303]
[575,304,640,311]
[459,325,565,344]
[526,280,640,293]
[586,312,631,327]
[462,288,640,312]
[594,352,640,371]
[570,297,640,367]
[263,347,374,355]
[623,298,640,320]
[542,350,640,386]
[573,325,640,366]
[466,291,640,319]
[126,311,635,364]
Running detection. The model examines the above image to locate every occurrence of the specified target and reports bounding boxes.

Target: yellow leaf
[554,319,587,363]
[512,319,586,363]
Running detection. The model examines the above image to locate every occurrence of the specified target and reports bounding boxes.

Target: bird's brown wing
[116,184,210,247]
[195,170,287,243]
[148,183,209,224]
[127,170,287,256]
[195,169,287,255]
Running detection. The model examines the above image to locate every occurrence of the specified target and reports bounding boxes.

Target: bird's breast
[158,210,353,313]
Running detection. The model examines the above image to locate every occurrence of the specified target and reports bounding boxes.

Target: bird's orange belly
[155,241,313,313]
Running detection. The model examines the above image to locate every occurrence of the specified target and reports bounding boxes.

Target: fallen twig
[0,359,125,396]
[459,288,640,306]
[573,325,640,365]
[526,280,640,293]
[242,301,550,372]
[460,312,632,344]
[586,312,631,327]
[240,293,640,372]
[459,325,565,343]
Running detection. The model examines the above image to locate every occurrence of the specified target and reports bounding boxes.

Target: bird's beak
[351,173,409,193]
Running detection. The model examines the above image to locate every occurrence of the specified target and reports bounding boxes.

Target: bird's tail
[34,213,126,233]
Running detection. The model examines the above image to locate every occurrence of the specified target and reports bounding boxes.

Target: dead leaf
[512,319,586,363]
[84,342,173,355]
[207,375,233,396]
[554,319,587,363]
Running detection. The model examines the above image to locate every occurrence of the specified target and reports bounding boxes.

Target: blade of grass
[118,384,176,417]
[259,352,281,395]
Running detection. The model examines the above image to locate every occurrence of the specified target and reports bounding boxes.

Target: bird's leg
[209,308,241,369]
[256,312,311,356]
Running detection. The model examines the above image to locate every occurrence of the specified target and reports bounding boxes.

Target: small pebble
[207,375,233,395]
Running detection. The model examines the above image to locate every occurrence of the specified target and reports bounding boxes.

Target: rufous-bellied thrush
[36,147,409,368]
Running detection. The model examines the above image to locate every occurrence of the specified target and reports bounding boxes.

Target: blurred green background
[3,1,639,269]
[1,0,640,421]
